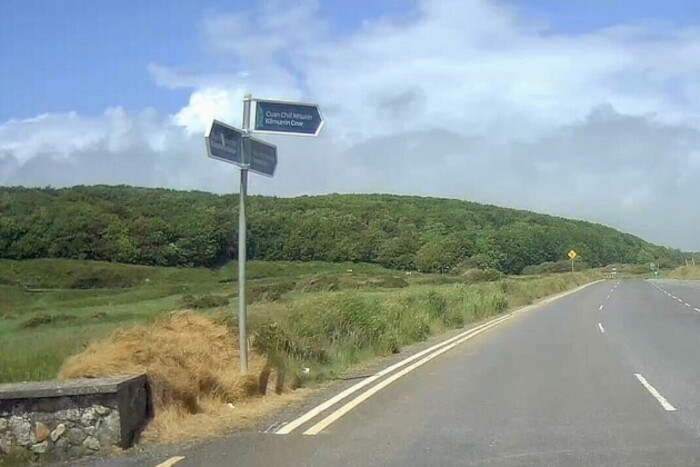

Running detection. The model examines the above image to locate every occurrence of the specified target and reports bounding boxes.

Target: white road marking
[598,323,605,333]
[677,298,683,303]
[695,308,700,313]
[276,313,511,434]
[606,295,610,300]
[303,316,510,436]
[599,305,604,311]
[685,303,692,308]
[634,373,677,411]
[156,457,185,467]
[277,280,605,435]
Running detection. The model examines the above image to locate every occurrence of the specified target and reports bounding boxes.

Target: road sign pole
[238,94,252,374]
[206,94,322,374]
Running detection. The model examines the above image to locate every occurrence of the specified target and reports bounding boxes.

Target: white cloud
[1,0,700,249]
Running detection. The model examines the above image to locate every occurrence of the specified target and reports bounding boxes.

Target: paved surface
[93,279,700,466]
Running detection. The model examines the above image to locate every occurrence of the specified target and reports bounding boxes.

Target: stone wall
[0,374,150,462]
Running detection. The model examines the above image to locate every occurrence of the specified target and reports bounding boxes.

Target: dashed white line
[654,286,699,310]
[599,305,604,311]
[598,323,605,333]
[606,295,610,300]
[634,373,677,411]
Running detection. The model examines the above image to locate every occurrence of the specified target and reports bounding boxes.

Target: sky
[1,0,699,250]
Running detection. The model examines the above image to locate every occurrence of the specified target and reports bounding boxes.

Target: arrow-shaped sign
[205,120,244,166]
[254,99,324,136]
[244,136,277,177]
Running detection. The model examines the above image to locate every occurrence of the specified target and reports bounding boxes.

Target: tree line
[0,185,685,274]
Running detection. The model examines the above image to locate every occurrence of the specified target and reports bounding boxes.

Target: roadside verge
[274,279,604,435]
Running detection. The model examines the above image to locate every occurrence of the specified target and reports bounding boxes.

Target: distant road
[100,280,700,466]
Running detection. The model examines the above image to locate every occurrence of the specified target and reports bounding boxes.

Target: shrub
[298,275,341,293]
[247,281,295,302]
[521,260,590,275]
[180,294,229,309]
[461,268,501,283]
[368,276,409,288]
[20,313,77,329]
[67,265,151,289]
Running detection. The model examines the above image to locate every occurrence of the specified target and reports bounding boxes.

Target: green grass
[249,270,601,386]
[0,258,602,384]
[0,259,429,382]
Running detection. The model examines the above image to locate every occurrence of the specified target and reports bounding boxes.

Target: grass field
[0,258,448,382]
[0,258,603,384]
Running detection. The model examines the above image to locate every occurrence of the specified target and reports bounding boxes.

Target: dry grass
[667,265,700,280]
[59,312,295,443]
[144,389,311,443]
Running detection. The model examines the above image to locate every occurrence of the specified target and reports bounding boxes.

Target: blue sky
[0,0,410,120]
[1,0,700,249]
[2,0,698,121]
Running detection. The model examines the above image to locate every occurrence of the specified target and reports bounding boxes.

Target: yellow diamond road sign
[568,250,578,260]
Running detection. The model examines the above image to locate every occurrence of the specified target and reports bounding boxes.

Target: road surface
[98,279,700,466]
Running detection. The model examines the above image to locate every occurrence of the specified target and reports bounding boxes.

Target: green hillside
[0,185,683,274]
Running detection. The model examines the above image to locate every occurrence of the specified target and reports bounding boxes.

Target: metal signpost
[568,249,578,273]
[205,94,323,373]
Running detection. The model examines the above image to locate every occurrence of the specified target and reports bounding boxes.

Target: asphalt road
[98,279,700,466]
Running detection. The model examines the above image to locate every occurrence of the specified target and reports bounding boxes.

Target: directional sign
[568,250,578,260]
[205,120,244,166]
[244,136,277,177]
[204,93,325,374]
[254,99,324,136]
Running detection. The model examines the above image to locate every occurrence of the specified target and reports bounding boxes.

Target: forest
[0,185,684,274]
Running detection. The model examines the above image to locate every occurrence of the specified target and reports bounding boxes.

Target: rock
[83,436,100,451]
[0,434,11,454]
[81,407,98,426]
[50,423,66,442]
[84,426,96,436]
[56,407,81,421]
[96,411,120,446]
[68,445,85,458]
[66,427,86,445]
[0,418,7,431]
[8,416,34,446]
[94,405,111,416]
[35,421,50,442]
[30,440,48,454]
[54,436,69,451]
